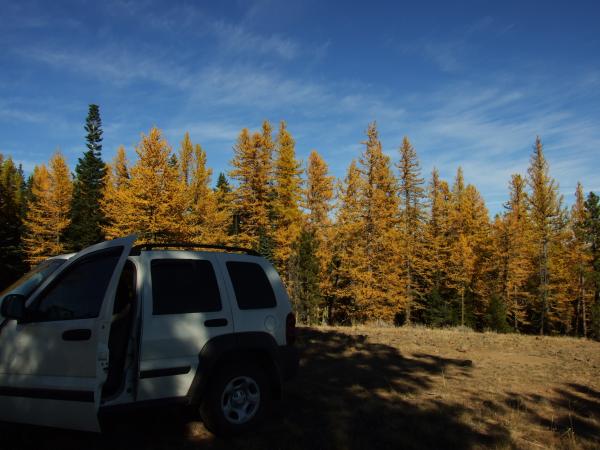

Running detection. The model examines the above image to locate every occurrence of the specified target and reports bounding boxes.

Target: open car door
[0,235,136,432]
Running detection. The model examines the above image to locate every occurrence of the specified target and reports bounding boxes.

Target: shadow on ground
[503,383,600,449]
[0,327,557,450]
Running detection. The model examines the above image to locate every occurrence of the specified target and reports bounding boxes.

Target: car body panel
[0,235,136,432]
[136,251,235,402]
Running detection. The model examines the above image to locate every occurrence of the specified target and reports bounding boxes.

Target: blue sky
[1,0,599,214]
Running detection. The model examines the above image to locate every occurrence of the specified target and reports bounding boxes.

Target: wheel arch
[187,332,283,404]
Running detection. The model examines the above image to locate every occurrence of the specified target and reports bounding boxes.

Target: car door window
[30,247,123,322]
[151,259,221,314]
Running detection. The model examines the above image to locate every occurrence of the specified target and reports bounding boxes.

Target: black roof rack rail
[130,243,260,256]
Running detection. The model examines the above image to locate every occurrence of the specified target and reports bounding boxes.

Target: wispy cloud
[3,4,599,213]
[104,0,304,61]
[211,20,299,60]
[398,16,497,73]
[0,104,48,124]
[387,77,600,206]
[16,45,193,89]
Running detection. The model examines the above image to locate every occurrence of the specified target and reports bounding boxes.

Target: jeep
[0,235,299,436]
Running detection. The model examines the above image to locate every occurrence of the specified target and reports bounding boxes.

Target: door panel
[0,318,97,377]
[0,235,136,432]
[137,252,234,401]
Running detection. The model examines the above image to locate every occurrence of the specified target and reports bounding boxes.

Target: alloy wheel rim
[220,375,261,424]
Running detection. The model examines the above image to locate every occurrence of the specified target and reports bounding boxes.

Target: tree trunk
[511,288,519,332]
[461,288,465,327]
[581,271,587,338]
[540,239,548,336]
[405,261,412,325]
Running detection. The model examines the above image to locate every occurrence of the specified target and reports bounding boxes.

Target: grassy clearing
[2,326,599,449]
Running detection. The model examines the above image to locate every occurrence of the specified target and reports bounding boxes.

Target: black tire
[200,361,271,436]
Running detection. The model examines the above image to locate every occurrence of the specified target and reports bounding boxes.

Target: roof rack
[130,243,260,256]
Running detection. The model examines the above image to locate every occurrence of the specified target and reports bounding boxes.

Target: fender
[187,331,283,402]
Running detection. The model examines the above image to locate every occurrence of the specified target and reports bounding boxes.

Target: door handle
[204,318,228,327]
[62,329,92,341]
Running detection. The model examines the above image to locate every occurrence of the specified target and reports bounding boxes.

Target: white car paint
[0,239,294,432]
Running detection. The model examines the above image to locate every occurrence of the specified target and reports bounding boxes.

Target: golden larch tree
[447,168,490,325]
[186,141,230,244]
[179,132,194,187]
[304,150,335,320]
[493,174,534,330]
[305,150,334,228]
[102,128,187,242]
[423,168,452,295]
[23,152,73,264]
[527,136,568,334]
[396,136,427,323]
[229,126,273,250]
[329,160,364,323]
[567,182,592,336]
[101,146,130,239]
[353,123,400,322]
[272,121,303,284]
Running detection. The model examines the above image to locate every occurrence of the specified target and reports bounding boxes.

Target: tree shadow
[503,382,600,448]
[1,327,514,450]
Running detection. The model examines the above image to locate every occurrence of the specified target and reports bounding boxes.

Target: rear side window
[226,262,276,310]
[151,259,221,314]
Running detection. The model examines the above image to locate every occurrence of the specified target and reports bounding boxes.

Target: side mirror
[0,294,27,321]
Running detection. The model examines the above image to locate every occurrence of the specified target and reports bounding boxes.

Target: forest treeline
[1,105,599,337]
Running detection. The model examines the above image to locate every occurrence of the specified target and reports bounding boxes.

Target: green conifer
[67,104,106,250]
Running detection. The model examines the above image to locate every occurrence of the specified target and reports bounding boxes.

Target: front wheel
[200,362,271,436]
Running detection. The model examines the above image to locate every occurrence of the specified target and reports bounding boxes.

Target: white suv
[0,235,299,436]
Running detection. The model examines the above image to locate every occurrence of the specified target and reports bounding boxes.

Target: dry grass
[2,325,599,450]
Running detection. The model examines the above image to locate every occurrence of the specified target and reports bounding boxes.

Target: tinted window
[0,258,66,299]
[33,247,123,321]
[151,259,221,314]
[226,262,276,310]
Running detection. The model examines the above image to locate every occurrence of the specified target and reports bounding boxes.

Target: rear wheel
[200,362,271,436]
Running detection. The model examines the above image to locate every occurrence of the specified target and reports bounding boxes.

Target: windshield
[0,259,67,299]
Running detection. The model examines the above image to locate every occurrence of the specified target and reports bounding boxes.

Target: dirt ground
[2,325,599,450]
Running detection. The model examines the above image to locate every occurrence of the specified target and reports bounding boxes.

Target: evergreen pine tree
[67,104,106,250]
[566,183,592,336]
[215,172,236,236]
[290,229,322,324]
[584,191,600,339]
[484,295,511,333]
[216,172,231,193]
[0,155,26,288]
[423,288,453,327]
